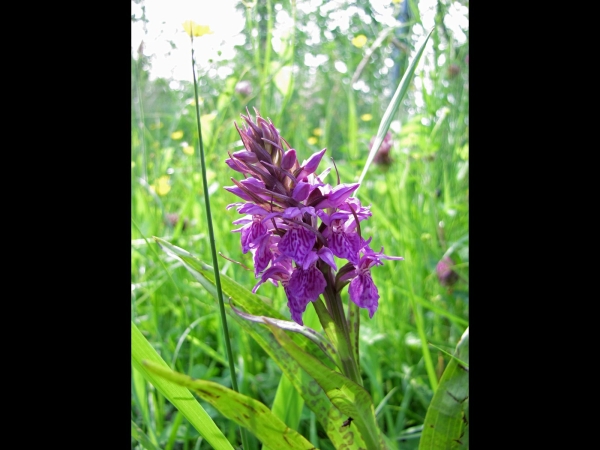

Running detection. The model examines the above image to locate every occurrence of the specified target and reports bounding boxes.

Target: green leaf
[265,320,389,450]
[357,27,435,188]
[230,300,341,369]
[347,302,361,373]
[131,322,234,450]
[419,328,469,450]
[142,360,316,450]
[267,374,304,448]
[232,312,367,449]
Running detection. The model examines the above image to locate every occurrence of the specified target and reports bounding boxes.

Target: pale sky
[131,0,467,82]
[131,0,246,81]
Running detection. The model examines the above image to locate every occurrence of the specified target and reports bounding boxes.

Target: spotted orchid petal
[349,270,380,318]
[278,224,315,266]
[284,264,327,325]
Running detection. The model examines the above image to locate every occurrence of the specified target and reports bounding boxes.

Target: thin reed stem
[189,35,250,450]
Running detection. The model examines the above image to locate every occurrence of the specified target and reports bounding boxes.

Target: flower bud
[436,256,459,287]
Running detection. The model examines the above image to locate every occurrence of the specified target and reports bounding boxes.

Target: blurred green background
[131,0,468,448]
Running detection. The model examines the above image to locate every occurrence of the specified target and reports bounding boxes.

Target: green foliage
[419,328,469,449]
[131,322,234,449]
[153,238,369,448]
[143,360,316,449]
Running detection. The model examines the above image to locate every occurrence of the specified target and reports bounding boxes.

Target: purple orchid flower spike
[225,109,403,326]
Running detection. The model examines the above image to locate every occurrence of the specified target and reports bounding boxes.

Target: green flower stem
[319,263,362,386]
[189,36,250,450]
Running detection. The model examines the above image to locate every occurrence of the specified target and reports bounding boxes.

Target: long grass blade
[131,322,234,450]
[357,27,435,190]
[188,31,248,448]
[419,328,469,449]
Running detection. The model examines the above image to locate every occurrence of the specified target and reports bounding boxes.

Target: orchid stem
[321,264,362,386]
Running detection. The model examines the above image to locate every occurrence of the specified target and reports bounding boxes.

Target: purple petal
[376,246,405,261]
[301,250,319,270]
[232,150,259,163]
[328,183,360,206]
[359,246,404,269]
[226,202,244,211]
[316,210,349,227]
[238,203,270,215]
[225,158,249,174]
[284,265,327,325]
[252,261,292,293]
[281,149,298,170]
[315,209,330,224]
[300,206,316,217]
[349,271,380,318]
[339,198,372,221]
[302,148,326,173]
[262,211,282,222]
[292,181,311,202]
[282,207,303,220]
[240,177,267,194]
[315,183,360,209]
[223,185,254,202]
[329,231,360,265]
[278,225,315,265]
[240,220,268,254]
[231,217,252,226]
[297,148,326,179]
[317,247,337,270]
[253,234,274,276]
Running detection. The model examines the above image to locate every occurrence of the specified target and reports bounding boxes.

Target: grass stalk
[189,35,250,450]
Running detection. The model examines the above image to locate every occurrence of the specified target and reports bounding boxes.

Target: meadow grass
[132,1,468,448]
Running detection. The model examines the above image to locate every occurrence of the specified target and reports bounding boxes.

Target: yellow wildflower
[182,21,214,38]
[171,130,184,140]
[352,34,368,48]
[154,176,171,196]
[312,128,323,136]
[360,113,373,121]
[183,145,194,155]
[307,136,318,145]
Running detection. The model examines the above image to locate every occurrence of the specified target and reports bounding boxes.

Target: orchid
[225,109,403,327]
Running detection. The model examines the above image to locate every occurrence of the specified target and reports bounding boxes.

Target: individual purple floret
[343,246,404,318]
[225,109,403,325]
[285,261,327,324]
